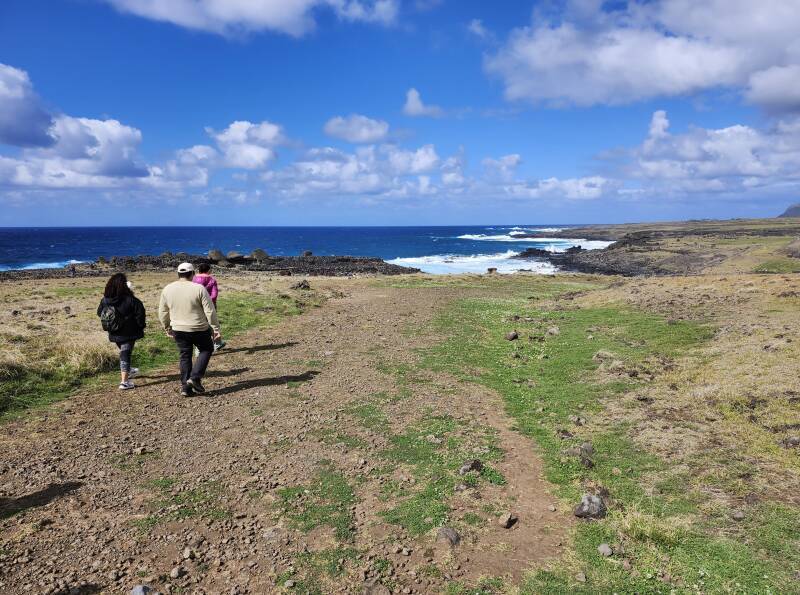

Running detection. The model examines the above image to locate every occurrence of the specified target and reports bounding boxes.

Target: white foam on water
[0,259,84,272]
[388,250,556,275]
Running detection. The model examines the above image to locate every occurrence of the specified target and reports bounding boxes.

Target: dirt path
[0,281,569,594]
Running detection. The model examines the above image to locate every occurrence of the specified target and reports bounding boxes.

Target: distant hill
[779,203,800,217]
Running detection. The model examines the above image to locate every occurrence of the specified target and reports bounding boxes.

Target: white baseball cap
[177,262,194,273]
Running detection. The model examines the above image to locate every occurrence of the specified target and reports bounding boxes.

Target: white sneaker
[129,368,139,379]
[119,381,135,390]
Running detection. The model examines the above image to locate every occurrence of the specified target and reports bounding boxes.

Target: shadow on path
[209,370,319,397]
[0,481,83,519]
[141,367,251,387]
[215,341,299,355]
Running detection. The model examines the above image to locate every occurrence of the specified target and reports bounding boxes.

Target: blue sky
[1,0,799,226]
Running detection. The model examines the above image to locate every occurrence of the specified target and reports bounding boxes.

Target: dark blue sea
[0,226,611,275]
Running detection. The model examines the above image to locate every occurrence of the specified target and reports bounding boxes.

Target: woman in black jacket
[97,273,146,390]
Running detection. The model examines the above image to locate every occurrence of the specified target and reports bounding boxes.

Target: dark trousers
[173,329,213,389]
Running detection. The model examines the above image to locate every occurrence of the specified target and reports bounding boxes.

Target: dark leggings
[115,341,135,373]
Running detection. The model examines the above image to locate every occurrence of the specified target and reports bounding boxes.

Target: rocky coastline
[0,250,419,281]
[512,245,668,276]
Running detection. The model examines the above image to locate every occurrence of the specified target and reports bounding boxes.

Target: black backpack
[99,300,125,333]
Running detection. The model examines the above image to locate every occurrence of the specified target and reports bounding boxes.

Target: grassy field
[413,275,800,593]
[0,273,320,419]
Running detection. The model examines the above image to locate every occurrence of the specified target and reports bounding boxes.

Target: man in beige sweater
[159,262,222,396]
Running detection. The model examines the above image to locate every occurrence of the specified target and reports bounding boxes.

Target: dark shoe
[187,378,205,393]
[180,387,194,398]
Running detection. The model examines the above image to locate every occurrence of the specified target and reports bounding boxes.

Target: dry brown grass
[578,273,800,508]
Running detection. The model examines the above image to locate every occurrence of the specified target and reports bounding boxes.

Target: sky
[0,0,799,226]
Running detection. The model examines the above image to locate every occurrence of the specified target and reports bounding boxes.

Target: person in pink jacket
[194,262,226,351]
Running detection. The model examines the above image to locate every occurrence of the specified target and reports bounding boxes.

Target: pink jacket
[193,273,219,304]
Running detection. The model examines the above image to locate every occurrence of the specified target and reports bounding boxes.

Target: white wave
[530,227,564,233]
[546,240,614,252]
[388,251,556,275]
[0,259,84,272]
[457,233,613,250]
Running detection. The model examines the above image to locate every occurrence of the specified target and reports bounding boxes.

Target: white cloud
[103,0,398,37]
[482,154,521,181]
[486,0,800,110]
[0,63,55,147]
[208,120,285,169]
[506,176,615,200]
[467,18,489,39]
[323,114,389,143]
[403,88,444,117]
[385,144,439,174]
[746,65,800,113]
[629,110,800,197]
[263,142,448,198]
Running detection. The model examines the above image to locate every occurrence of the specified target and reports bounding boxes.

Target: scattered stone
[548,505,557,512]
[573,494,607,519]
[362,579,391,595]
[568,415,587,426]
[546,326,560,336]
[131,586,153,595]
[436,527,461,547]
[132,446,148,456]
[731,510,746,522]
[592,350,615,362]
[505,331,519,341]
[782,436,800,448]
[182,547,195,560]
[301,250,313,257]
[498,512,517,529]
[458,459,483,475]
[291,279,311,290]
[622,559,632,571]
[597,543,613,557]
[169,566,185,579]
[487,267,498,274]
[575,571,587,583]
[556,429,574,440]
[284,579,296,588]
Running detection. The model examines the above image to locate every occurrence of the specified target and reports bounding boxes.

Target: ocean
[0,226,612,275]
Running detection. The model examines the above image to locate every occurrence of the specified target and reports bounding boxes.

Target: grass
[277,461,357,542]
[753,258,800,273]
[0,288,316,419]
[132,477,230,532]
[378,413,506,535]
[419,282,800,592]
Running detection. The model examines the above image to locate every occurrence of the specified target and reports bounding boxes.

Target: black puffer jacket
[97,295,146,343]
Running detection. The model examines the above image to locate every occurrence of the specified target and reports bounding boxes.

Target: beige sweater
[158,279,220,333]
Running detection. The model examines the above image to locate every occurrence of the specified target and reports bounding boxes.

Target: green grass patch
[753,258,800,273]
[314,427,368,449]
[277,461,357,542]
[347,402,389,431]
[379,413,505,535]
[133,477,230,532]
[420,286,798,591]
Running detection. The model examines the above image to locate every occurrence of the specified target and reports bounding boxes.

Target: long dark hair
[104,273,133,299]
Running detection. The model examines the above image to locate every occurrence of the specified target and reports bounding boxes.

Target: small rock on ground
[498,512,517,529]
[597,543,613,557]
[574,494,607,519]
[436,527,461,546]
[458,459,484,475]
